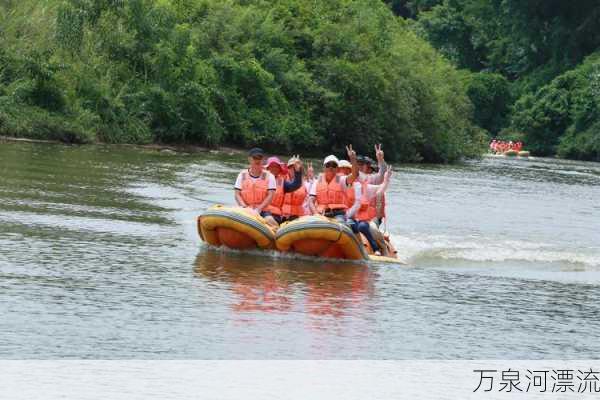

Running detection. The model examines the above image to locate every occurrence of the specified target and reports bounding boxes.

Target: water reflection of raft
[197,206,400,263]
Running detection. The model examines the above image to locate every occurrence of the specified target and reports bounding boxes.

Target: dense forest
[1,0,598,161]
[0,0,486,162]
[386,0,600,160]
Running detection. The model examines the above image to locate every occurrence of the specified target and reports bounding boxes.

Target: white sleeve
[267,173,276,190]
[368,162,386,184]
[366,184,379,199]
[346,182,362,219]
[234,172,244,190]
[309,179,317,196]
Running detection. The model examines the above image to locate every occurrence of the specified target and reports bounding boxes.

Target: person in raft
[234,147,275,222]
[337,160,392,255]
[357,144,387,184]
[263,155,303,225]
[234,148,304,228]
[366,144,388,228]
[356,165,393,255]
[308,145,360,226]
[280,156,310,223]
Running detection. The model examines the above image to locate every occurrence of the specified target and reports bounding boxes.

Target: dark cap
[248,147,265,157]
[364,156,374,165]
[357,155,366,164]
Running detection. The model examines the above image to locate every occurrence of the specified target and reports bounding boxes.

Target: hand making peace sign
[346,144,357,161]
[375,143,385,163]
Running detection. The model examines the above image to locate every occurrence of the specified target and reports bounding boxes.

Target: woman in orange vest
[339,161,392,255]
[263,155,303,225]
[354,166,393,255]
[280,156,310,223]
[308,145,359,226]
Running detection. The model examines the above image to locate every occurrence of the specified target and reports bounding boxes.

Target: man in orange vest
[308,145,359,226]
[234,147,279,227]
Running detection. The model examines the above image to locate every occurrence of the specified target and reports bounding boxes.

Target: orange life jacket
[240,170,270,208]
[264,177,285,216]
[354,181,387,221]
[347,182,370,220]
[282,183,307,217]
[315,174,347,212]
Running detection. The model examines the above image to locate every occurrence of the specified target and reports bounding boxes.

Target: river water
[1,141,599,359]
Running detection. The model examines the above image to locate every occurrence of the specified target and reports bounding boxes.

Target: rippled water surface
[1,142,599,358]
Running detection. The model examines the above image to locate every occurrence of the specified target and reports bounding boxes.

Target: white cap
[323,155,339,166]
[338,160,352,169]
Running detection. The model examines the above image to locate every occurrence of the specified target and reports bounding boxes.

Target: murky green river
[1,141,599,358]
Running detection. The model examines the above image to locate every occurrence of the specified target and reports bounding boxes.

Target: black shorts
[277,215,299,224]
[323,209,346,218]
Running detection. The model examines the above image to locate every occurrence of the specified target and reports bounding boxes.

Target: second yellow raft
[275,215,368,261]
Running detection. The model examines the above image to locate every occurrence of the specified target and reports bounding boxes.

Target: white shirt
[363,183,383,200]
[345,181,362,219]
[359,161,386,184]
[234,170,276,191]
[302,179,314,215]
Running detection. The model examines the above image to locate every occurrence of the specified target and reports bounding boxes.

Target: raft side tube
[275,216,368,260]
[198,205,275,249]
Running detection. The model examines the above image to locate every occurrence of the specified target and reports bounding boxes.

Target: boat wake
[390,233,600,269]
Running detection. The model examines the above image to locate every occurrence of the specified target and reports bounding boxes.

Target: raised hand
[306,161,314,180]
[346,144,357,161]
[384,165,393,180]
[293,154,302,172]
[375,143,385,163]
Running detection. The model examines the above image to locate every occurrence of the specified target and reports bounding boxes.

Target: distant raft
[518,151,530,157]
[504,149,518,157]
[198,205,275,250]
[275,215,368,261]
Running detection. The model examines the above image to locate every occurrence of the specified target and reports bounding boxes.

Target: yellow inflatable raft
[275,215,368,261]
[518,151,530,157]
[504,149,518,157]
[197,205,275,250]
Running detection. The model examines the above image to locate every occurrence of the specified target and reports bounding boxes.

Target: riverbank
[0,134,478,162]
[0,135,246,156]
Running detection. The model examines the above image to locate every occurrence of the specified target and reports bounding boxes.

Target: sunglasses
[252,156,264,161]
[325,163,338,169]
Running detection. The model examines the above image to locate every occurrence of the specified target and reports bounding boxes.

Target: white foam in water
[389,232,600,268]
